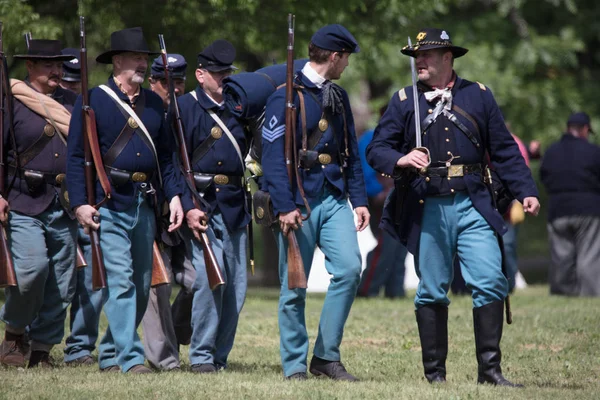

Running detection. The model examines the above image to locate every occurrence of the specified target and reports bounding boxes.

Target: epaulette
[398,88,407,101]
[476,82,486,91]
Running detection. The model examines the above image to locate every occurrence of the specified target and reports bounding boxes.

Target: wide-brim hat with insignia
[401,28,468,58]
[96,27,159,64]
[61,48,81,82]
[14,40,76,61]
[197,39,237,72]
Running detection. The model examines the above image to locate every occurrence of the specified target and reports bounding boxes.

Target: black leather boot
[416,304,448,383]
[473,300,523,387]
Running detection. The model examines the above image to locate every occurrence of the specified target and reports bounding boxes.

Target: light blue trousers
[0,200,77,349]
[415,192,508,309]
[63,228,107,362]
[97,194,155,372]
[181,212,247,367]
[277,191,362,377]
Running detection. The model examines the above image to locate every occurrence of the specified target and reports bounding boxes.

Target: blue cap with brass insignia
[311,24,360,53]
[401,28,468,58]
[151,53,187,79]
[61,47,81,82]
[197,39,237,72]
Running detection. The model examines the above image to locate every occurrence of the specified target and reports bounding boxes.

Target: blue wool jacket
[261,71,368,214]
[178,86,251,231]
[67,76,182,211]
[366,75,538,254]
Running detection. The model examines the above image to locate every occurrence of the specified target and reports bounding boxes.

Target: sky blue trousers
[0,200,76,351]
[415,193,508,309]
[97,194,155,372]
[277,190,361,377]
[181,212,247,368]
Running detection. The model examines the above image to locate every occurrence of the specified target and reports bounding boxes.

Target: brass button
[447,176,451,181]
[321,165,326,169]
[214,174,229,185]
[44,124,55,137]
[419,199,424,204]
[425,177,430,182]
[218,161,223,166]
[256,207,265,219]
[216,188,220,193]
[451,189,455,193]
[132,172,147,182]
[447,151,452,155]
[318,118,329,132]
[428,109,433,114]
[325,143,329,147]
[127,117,138,129]
[445,127,449,131]
[136,152,141,157]
[54,153,59,158]
[446,138,450,142]
[55,173,65,184]
[211,126,222,139]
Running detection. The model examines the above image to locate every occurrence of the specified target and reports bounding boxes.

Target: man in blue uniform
[262,24,369,381]
[66,27,184,374]
[541,112,600,296]
[142,53,197,371]
[366,28,540,386]
[0,40,78,368]
[177,39,250,374]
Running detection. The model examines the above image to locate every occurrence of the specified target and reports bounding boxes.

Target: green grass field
[1,286,599,399]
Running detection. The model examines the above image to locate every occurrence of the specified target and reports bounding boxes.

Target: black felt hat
[401,28,468,58]
[14,40,76,61]
[96,27,158,64]
[197,39,237,72]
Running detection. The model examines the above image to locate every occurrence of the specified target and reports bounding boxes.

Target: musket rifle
[0,21,17,288]
[158,34,224,291]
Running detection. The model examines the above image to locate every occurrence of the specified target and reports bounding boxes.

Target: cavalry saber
[407,37,430,169]
[408,37,422,148]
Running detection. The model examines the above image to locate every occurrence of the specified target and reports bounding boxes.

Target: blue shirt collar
[193,85,224,111]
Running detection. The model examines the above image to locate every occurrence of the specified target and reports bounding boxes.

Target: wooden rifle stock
[80,16,107,290]
[76,244,87,269]
[151,241,170,287]
[0,22,17,288]
[283,14,307,290]
[158,34,224,290]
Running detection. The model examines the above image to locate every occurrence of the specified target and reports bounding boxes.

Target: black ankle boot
[473,300,523,387]
[416,304,448,383]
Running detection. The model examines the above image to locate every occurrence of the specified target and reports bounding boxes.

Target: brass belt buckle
[131,172,147,182]
[214,174,229,185]
[448,165,464,177]
[55,173,66,184]
[318,153,332,165]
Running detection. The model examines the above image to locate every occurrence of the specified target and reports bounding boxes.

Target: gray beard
[131,74,145,84]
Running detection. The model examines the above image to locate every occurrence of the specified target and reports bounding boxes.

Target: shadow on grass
[226,361,282,375]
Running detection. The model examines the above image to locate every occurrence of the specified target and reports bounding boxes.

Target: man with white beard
[66,27,184,373]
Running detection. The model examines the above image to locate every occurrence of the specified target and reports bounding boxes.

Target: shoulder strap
[99,85,162,185]
[190,90,245,171]
[398,88,408,102]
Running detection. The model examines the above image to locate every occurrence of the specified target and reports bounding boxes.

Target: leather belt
[105,165,153,186]
[193,172,243,187]
[7,165,64,186]
[421,163,482,178]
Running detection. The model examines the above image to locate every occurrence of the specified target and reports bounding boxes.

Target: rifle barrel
[408,37,422,148]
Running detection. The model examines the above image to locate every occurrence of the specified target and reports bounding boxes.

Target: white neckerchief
[424,88,453,111]
[301,62,326,89]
